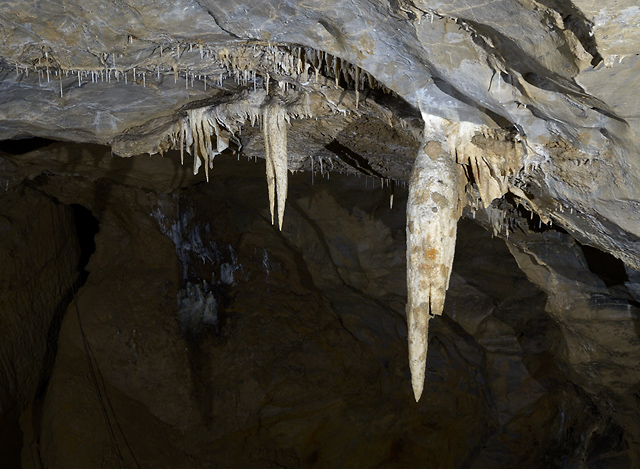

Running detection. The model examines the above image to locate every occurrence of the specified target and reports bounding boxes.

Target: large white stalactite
[406,126,460,402]
[405,113,524,401]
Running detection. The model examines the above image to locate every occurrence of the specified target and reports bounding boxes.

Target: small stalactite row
[6,42,393,106]
[181,107,228,182]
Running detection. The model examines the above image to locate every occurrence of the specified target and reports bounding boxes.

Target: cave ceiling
[1,0,640,400]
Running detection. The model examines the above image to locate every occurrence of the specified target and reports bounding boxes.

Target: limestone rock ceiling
[1,0,640,399]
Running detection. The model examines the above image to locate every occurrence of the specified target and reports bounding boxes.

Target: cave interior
[1,0,640,467]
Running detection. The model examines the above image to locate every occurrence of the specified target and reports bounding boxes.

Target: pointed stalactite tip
[412,380,424,402]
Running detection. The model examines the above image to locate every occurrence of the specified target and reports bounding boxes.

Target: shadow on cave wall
[0,137,102,467]
[24,204,100,468]
[0,138,58,156]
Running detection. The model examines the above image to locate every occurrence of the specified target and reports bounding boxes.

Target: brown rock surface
[0,184,80,466]
[0,147,623,467]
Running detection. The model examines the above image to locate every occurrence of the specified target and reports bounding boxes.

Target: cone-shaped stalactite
[263,103,289,231]
[406,138,459,401]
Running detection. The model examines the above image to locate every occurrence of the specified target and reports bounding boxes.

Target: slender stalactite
[263,103,289,230]
[406,135,459,401]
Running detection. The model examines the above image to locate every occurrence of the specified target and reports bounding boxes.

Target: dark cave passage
[0,137,58,155]
[26,204,101,468]
[0,203,100,468]
[0,201,100,468]
[71,204,99,282]
[579,243,629,288]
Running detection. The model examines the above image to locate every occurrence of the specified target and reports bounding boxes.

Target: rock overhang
[1,0,640,400]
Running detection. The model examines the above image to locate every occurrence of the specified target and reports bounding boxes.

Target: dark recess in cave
[25,204,101,466]
[71,204,99,281]
[0,204,100,467]
[579,243,628,288]
[0,137,57,155]
[0,407,23,469]
[34,205,99,453]
[503,193,567,234]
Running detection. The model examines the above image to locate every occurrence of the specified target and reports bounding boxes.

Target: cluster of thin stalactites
[169,90,313,230]
[8,42,391,104]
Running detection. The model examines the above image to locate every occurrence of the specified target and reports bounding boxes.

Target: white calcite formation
[171,89,314,231]
[406,128,460,401]
[404,114,529,400]
[183,107,228,182]
[263,102,289,230]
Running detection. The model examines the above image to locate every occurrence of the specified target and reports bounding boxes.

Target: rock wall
[0,145,627,467]
[0,184,80,465]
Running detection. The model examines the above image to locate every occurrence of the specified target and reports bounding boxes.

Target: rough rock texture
[1,0,640,466]
[0,145,630,466]
[0,183,80,466]
[506,225,640,466]
[0,0,639,267]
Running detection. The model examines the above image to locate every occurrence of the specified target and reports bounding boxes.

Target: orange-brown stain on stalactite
[413,257,438,273]
[425,248,439,260]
